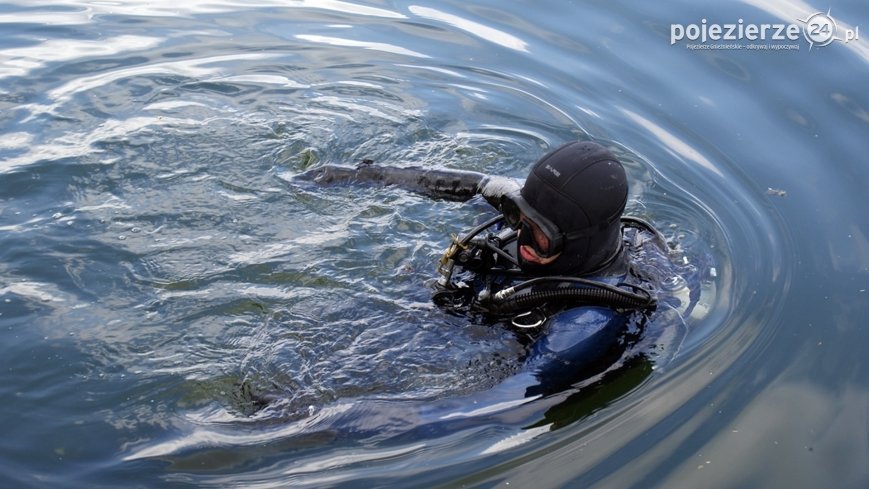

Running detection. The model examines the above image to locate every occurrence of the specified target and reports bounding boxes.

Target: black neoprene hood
[519,141,628,276]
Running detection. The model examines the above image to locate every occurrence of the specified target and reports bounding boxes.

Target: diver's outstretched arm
[295,163,484,201]
[294,162,520,204]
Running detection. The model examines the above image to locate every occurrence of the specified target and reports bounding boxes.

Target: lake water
[1,1,867,488]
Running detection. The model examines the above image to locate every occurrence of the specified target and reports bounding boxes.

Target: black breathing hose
[485,275,656,313]
[489,286,654,314]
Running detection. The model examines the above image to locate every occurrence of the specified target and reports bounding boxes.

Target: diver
[296,140,683,399]
[432,141,665,397]
[121,140,709,462]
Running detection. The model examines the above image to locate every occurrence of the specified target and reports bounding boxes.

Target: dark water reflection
[1,0,867,488]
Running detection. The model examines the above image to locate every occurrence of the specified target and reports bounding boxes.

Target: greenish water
[1,1,867,488]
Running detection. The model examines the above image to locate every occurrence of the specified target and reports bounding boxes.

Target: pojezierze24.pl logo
[670,10,860,51]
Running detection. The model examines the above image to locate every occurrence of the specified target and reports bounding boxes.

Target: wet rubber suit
[296,156,665,400]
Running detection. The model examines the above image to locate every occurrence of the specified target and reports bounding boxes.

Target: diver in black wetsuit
[431,141,664,396]
[127,142,703,460]
[297,140,670,398]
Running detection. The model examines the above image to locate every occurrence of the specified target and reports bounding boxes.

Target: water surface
[1,1,867,488]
